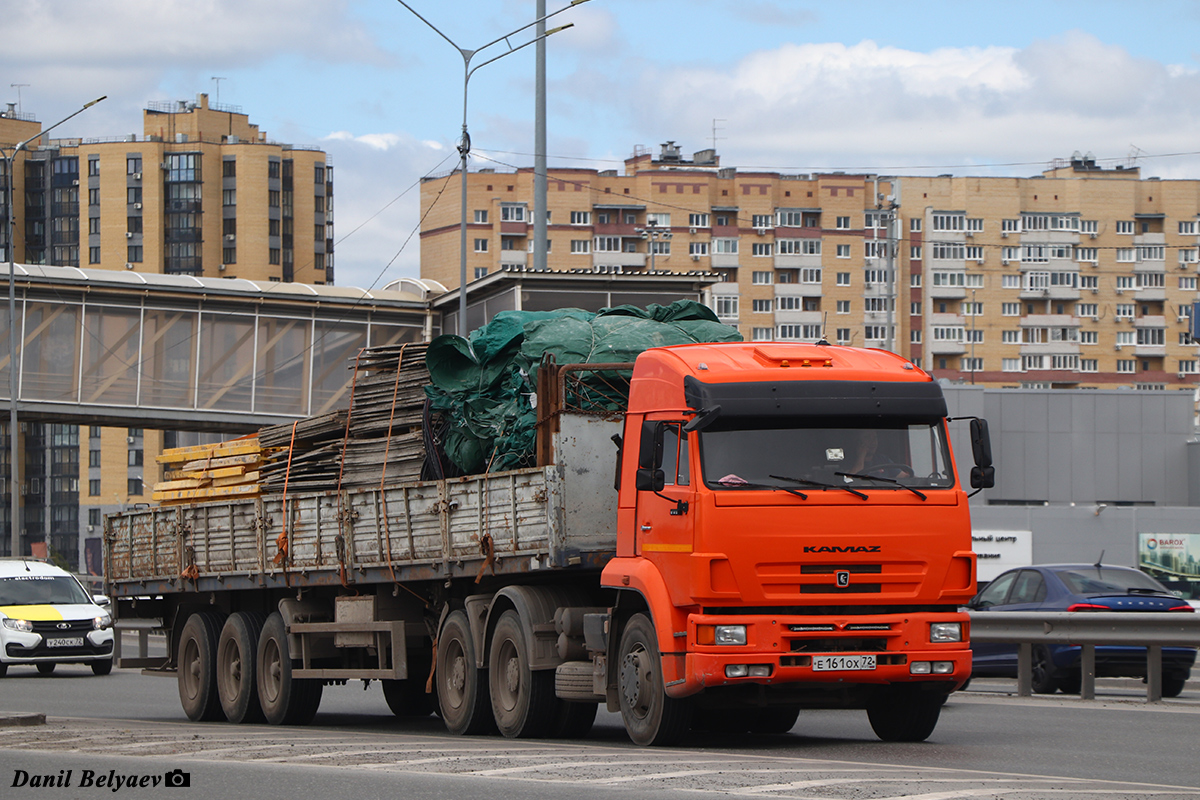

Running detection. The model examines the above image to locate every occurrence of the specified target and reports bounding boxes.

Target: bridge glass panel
[311,320,369,416]
[197,312,255,412]
[254,315,311,416]
[21,301,81,403]
[81,305,140,405]
[141,307,197,409]
[368,324,423,350]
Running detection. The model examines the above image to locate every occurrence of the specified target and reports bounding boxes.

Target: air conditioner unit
[965,231,974,238]
[1001,259,1009,266]
[1115,288,1124,294]
[1090,232,1098,239]
[133,172,141,180]
[1179,316,1189,322]
[755,228,766,236]
[133,203,142,210]
[71,179,79,186]
[1180,372,1190,379]
[1001,231,1008,238]
[160,162,170,170]
[690,254,699,262]
[1090,288,1098,294]
[1090,315,1099,321]
[225,234,235,241]
[87,525,94,533]
[976,259,985,265]
[124,263,133,270]
[126,436,135,444]
[125,231,133,239]
[219,264,227,271]
[689,227,697,234]
[1115,344,1122,351]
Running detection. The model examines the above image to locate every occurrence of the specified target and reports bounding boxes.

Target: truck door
[635,421,694,558]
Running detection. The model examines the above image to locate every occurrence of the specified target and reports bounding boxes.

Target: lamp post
[635,218,672,272]
[3,95,105,557]
[395,1,588,338]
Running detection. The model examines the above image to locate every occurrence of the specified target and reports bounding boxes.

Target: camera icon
[164,769,191,788]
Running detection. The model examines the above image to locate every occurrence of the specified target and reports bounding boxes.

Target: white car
[0,558,114,676]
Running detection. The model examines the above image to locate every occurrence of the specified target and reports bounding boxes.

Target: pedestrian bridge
[0,265,440,433]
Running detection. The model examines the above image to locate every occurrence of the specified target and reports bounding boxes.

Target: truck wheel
[617,613,692,746]
[256,612,322,725]
[866,685,943,742]
[1030,645,1060,694]
[217,612,266,724]
[749,705,800,735]
[178,611,226,722]
[488,610,555,738]
[550,701,598,739]
[436,610,494,735]
[91,658,113,676]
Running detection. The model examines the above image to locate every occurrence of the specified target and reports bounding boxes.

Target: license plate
[46,637,84,648]
[812,654,876,672]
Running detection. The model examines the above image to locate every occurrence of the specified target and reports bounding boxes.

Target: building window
[932,214,964,231]
[127,246,142,263]
[688,213,709,228]
[128,478,143,496]
[1116,359,1136,374]
[777,239,820,256]
[864,325,891,341]
[752,271,773,285]
[88,246,100,264]
[689,242,710,257]
[474,238,488,253]
[752,299,772,313]
[834,244,851,258]
[128,216,142,235]
[223,247,236,264]
[835,216,851,230]
[474,267,488,279]
[910,301,921,316]
[89,479,100,497]
[836,328,851,344]
[223,189,237,207]
[570,239,591,254]
[751,243,772,257]
[223,159,236,178]
[751,214,772,229]
[961,357,983,372]
[837,300,851,314]
[752,327,773,341]
[714,296,739,318]
[713,238,738,254]
[910,218,922,232]
[88,449,101,468]
[269,249,281,265]
[1002,358,1021,372]
[835,272,851,286]
[1080,359,1098,372]
[1116,220,1135,234]
[126,187,141,204]
[268,190,280,208]
[910,330,922,343]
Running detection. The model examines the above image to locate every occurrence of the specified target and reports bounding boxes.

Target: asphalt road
[2,658,1199,800]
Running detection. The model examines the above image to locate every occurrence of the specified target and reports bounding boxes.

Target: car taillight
[1067,603,1110,612]
[1168,605,1196,612]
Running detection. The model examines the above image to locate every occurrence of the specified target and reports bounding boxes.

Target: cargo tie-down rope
[271,420,301,587]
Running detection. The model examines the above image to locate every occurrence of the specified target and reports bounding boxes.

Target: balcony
[774,309,821,326]
[929,339,967,356]
[928,284,967,300]
[593,251,646,269]
[773,253,821,270]
[499,250,527,267]
[711,253,740,269]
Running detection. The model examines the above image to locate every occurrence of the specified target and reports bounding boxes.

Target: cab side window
[661,423,689,486]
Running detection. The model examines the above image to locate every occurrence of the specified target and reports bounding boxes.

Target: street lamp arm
[12,96,107,155]
[466,25,573,81]
[393,0,466,55]
[472,1,587,56]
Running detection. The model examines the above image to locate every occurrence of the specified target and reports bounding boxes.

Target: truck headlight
[2,617,34,633]
[929,622,962,643]
[697,624,747,646]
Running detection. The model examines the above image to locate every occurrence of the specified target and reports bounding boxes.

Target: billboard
[1138,533,1200,599]
[972,530,1033,582]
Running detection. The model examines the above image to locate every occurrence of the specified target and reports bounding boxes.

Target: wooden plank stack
[257,342,432,494]
[152,436,269,505]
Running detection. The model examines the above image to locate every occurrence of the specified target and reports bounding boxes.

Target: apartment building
[0,96,332,565]
[419,144,1200,392]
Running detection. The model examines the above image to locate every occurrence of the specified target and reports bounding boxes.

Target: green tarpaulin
[425,300,742,474]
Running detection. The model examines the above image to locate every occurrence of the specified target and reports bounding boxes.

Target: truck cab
[602,342,984,744]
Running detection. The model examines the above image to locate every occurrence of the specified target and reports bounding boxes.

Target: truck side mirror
[638,421,664,470]
[635,468,666,492]
[970,418,992,468]
[683,405,721,433]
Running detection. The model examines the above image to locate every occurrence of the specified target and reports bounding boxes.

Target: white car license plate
[46,636,84,648]
[812,654,876,672]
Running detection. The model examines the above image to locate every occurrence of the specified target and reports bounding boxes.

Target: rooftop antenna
[816,311,831,345]
[211,76,227,107]
[10,84,29,114]
[710,118,725,152]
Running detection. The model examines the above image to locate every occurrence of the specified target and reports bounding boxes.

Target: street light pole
[395,0,588,338]
[3,95,105,557]
[635,219,671,273]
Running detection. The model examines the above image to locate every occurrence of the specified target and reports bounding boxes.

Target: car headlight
[2,617,34,633]
[93,613,112,630]
[930,622,962,643]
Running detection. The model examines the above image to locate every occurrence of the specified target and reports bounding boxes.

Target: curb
[0,713,46,727]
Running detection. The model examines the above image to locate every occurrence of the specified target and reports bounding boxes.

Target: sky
[6,0,1200,292]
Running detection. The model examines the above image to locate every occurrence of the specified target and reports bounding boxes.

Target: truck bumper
[665,612,971,698]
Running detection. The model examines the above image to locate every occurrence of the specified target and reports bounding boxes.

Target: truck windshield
[699,421,955,492]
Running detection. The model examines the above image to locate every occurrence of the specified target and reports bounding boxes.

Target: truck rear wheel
[489,609,556,738]
[866,685,943,742]
[256,612,322,725]
[217,612,266,724]
[617,613,692,746]
[437,610,494,735]
[178,611,226,722]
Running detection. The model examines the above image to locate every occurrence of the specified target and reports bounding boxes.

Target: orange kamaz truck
[105,341,993,745]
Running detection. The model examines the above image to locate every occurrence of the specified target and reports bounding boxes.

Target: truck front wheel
[178,611,226,722]
[617,613,692,746]
[866,684,943,742]
[436,610,494,735]
[256,612,322,725]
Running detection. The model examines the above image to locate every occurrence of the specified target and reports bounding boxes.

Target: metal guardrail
[968,611,1200,702]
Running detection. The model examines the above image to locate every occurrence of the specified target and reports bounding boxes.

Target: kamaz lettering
[804,545,882,553]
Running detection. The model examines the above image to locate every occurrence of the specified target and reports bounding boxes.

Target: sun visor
[683,376,948,421]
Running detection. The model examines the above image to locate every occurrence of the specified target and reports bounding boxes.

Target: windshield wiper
[770,474,867,501]
[714,480,807,499]
[835,471,927,501]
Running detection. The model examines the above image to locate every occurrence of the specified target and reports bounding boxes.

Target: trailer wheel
[178,611,226,722]
[436,610,494,735]
[617,613,692,746]
[866,684,943,742]
[217,612,266,724]
[488,610,555,738]
[256,612,322,725]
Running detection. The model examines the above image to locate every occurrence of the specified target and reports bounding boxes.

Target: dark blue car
[968,564,1196,696]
